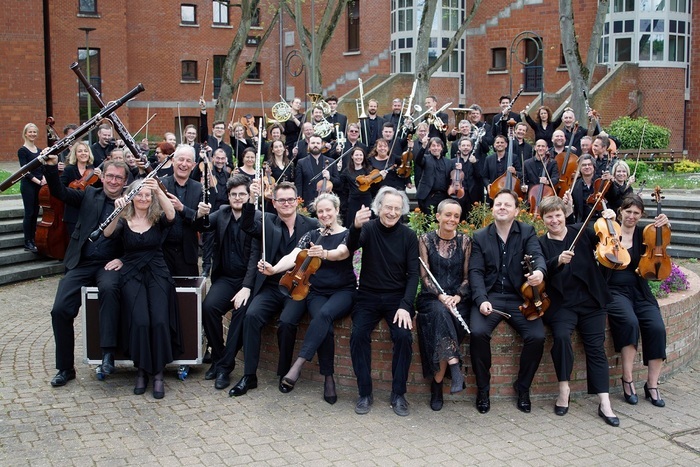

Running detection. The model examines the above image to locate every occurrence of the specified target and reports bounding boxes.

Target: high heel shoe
[153,375,165,399]
[598,404,620,427]
[134,370,148,395]
[644,383,665,407]
[323,376,337,405]
[554,395,570,416]
[621,378,638,405]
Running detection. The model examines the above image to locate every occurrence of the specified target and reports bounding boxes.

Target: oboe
[418,257,470,333]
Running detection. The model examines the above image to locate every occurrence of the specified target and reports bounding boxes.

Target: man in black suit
[295,135,333,209]
[199,98,233,164]
[291,122,315,161]
[414,137,453,214]
[325,95,348,135]
[91,123,115,167]
[453,136,484,219]
[198,174,260,390]
[383,98,407,132]
[44,156,129,386]
[424,95,449,144]
[161,145,204,276]
[230,181,318,396]
[468,104,494,147]
[361,99,384,149]
[468,189,547,414]
[491,95,522,138]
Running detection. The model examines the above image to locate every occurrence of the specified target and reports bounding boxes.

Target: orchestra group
[15,87,671,425]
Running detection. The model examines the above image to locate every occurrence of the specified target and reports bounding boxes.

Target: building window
[639,19,665,61]
[181,4,196,25]
[79,0,97,14]
[213,1,229,25]
[213,55,226,98]
[399,53,412,73]
[181,60,198,81]
[615,37,632,61]
[442,0,460,31]
[245,62,261,81]
[77,48,101,124]
[491,48,507,71]
[559,44,567,68]
[613,0,635,12]
[347,1,360,52]
[251,8,261,28]
[394,0,414,33]
[670,0,689,13]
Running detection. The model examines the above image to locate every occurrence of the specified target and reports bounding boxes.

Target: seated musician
[468,189,546,414]
[44,155,129,386]
[348,187,419,416]
[198,175,260,390]
[230,181,318,397]
[261,193,356,404]
[605,160,635,213]
[416,199,471,411]
[538,195,620,426]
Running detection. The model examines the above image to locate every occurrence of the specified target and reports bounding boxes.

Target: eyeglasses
[104,174,126,182]
[274,198,297,205]
[348,129,359,133]
[229,192,248,198]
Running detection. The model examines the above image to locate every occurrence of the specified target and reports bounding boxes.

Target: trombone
[356,78,368,143]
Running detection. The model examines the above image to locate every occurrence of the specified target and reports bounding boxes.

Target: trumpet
[271,96,293,122]
[307,92,331,116]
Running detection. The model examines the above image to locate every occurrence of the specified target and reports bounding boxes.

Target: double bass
[636,186,672,281]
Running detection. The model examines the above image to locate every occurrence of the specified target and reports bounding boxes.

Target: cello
[636,186,672,281]
[519,254,549,320]
[488,119,521,200]
[527,164,555,217]
[35,117,68,260]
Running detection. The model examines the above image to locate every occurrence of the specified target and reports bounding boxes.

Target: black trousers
[50,263,121,370]
[469,293,545,393]
[20,178,40,244]
[242,283,307,376]
[202,276,245,367]
[418,190,448,215]
[544,304,609,394]
[299,288,355,375]
[200,231,215,275]
[163,243,199,277]
[350,291,413,397]
[606,286,667,365]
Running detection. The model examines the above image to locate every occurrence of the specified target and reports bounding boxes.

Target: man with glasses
[198,175,260,390]
[199,98,233,166]
[230,181,317,397]
[43,156,130,386]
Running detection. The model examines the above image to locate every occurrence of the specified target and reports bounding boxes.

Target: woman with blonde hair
[17,123,44,253]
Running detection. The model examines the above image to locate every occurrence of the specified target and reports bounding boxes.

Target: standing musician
[230,181,318,397]
[512,122,533,164]
[521,139,560,195]
[283,97,305,154]
[468,189,546,414]
[60,141,102,238]
[199,99,233,164]
[295,135,333,209]
[538,196,620,426]
[228,122,255,168]
[492,95,522,138]
[415,137,453,214]
[381,122,407,158]
[592,134,615,178]
[341,147,373,227]
[482,135,521,201]
[161,145,203,276]
[424,95,449,143]
[383,98,408,131]
[90,124,115,167]
[267,193,356,404]
[467,104,493,147]
[44,156,129,386]
[153,142,175,178]
[182,124,202,163]
[605,160,635,213]
[521,105,561,149]
[416,199,471,411]
[561,107,596,153]
[570,155,601,223]
[198,175,260,390]
[412,122,430,189]
[448,119,472,157]
[348,187,419,416]
[260,123,285,159]
[452,136,484,220]
[292,122,315,161]
[325,96,348,135]
[579,136,593,156]
[550,130,576,158]
[605,195,669,409]
[310,106,334,149]
[362,99,385,149]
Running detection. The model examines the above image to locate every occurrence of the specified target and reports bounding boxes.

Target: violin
[316,160,334,195]
[69,168,101,191]
[519,254,549,320]
[278,226,331,301]
[555,122,579,197]
[240,115,259,139]
[356,164,396,192]
[263,162,276,200]
[489,119,521,200]
[594,197,631,270]
[447,163,464,199]
[396,147,414,179]
[636,186,672,281]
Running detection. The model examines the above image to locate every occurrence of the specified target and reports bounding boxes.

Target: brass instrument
[413,102,452,128]
[450,107,471,125]
[335,123,346,146]
[307,93,331,116]
[313,119,334,138]
[271,96,293,123]
[356,78,367,119]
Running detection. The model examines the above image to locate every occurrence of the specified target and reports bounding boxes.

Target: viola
[356,164,396,192]
[636,186,672,281]
[519,254,549,320]
[316,160,333,196]
[240,115,259,139]
[278,226,331,300]
[594,198,631,270]
[555,123,579,197]
[263,162,276,200]
[396,147,414,179]
[489,119,521,200]
[447,163,464,199]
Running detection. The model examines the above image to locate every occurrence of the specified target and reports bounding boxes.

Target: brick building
[1,0,697,161]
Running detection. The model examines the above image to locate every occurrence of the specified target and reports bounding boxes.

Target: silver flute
[418,257,470,333]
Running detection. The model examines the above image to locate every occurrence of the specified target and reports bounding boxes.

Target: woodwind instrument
[418,257,470,333]
[200,144,212,229]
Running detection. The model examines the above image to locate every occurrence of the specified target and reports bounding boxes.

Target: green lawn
[0,170,22,195]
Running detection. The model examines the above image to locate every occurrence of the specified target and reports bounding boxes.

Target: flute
[418,257,470,333]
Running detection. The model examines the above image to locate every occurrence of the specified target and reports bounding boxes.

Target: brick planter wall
[254,267,700,399]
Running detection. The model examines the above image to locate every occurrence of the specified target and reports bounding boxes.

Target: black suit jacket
[199,111,233,163]
[491,111,522,138]
[414,152,454,201]
[469,220,546,308]
[161,175,203,266]
[295,154,333,207]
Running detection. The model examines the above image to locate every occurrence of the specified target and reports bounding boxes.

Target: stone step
[653,207,698,221]
[0,207,25,220]
[0,233,26,249]
[0,259,63,286]
[0,218,23,234]
[667,244,700,259]
[0,247,41,267]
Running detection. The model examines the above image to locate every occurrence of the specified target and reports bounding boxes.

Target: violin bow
[201,58,210,100]
[567,179,611,252]
[229,84,241,128]
[145,104,150,140]
[135,113,157,138]
[631,122,648,180]
[256,118,266,263]
[541,154,558,197]
[177,102,183,144]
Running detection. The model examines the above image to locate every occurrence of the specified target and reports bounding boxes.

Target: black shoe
[644,383,666,407]
[101,353,115,375]
[554,395,570,416]
[50,368,76,387]
[279,376,296,394]
[203,349,212,364]
[214,371,230,390]
[153,377,165,399]
[430,379,444,411]
[134,371,148,395]
[598,404,620,427]
[622,378,638,405]
[323,376,337,405]
[476,389,490,414]
[24,242,38,254]
[354,394,373,415]
[390,392,409,417]
[515,383,531,413]
[229,374,257,397]
[204,362,218,380]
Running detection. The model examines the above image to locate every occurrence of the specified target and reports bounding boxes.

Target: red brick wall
[686,4,700,157]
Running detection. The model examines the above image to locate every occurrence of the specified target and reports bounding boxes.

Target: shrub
[607,117,671,150]
[650,263,690,298]
[675,159,700,174]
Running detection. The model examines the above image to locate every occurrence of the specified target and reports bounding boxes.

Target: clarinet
[71,63,167,194]
[0,83,145,192]
[88,154,174,242]
[200,146,211,228]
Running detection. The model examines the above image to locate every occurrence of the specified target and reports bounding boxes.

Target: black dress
[113,216,181,374]
[416,231,471,378]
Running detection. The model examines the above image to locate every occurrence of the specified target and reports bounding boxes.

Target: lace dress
[416,230,471,378]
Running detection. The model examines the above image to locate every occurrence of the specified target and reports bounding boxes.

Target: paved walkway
[1,274,699,466]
